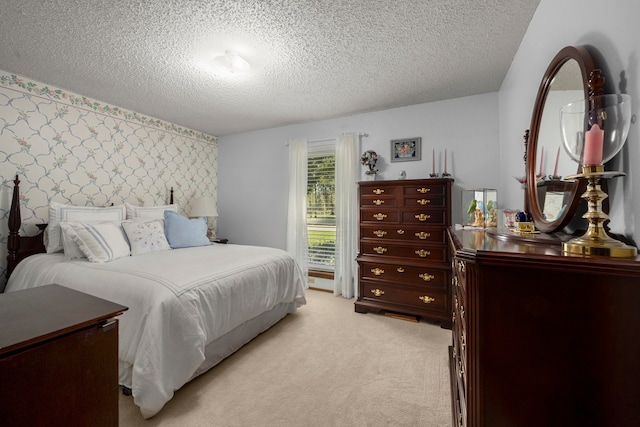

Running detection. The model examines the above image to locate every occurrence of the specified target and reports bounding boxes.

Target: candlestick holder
[560,91,635,257]
[429,172,439,178]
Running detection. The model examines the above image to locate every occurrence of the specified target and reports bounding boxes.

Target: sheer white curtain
[334,132,360,298]
[286,138,309,286]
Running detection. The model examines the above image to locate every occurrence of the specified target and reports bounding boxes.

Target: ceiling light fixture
[211,51,251,75]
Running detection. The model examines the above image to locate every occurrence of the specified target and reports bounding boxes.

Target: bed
[3,176,306,418]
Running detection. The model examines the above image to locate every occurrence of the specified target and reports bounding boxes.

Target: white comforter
[6,244,306,418]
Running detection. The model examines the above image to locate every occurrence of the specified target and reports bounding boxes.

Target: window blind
[307,149,336,270]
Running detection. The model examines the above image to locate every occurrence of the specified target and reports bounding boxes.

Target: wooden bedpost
[6,175,21,280]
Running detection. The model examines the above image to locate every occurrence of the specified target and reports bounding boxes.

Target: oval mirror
[526,46,597,233]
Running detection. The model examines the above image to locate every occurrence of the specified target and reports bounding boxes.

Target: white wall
[220,0,640,249]
[499,0,640,241]
[218,93,499,248]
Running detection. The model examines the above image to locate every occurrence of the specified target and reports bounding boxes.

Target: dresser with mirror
[448,46,640,427]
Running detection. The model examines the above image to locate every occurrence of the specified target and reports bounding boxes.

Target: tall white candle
[444,148,447,173]
[432,148,435,174]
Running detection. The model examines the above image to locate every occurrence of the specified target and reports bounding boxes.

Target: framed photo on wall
[391,137,421,162]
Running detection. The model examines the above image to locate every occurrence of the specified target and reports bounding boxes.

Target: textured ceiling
[1,0,540,137]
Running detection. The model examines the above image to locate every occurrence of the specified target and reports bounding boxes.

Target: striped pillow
[59,222,130,263]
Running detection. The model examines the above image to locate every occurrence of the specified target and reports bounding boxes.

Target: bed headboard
[5,175,175,280]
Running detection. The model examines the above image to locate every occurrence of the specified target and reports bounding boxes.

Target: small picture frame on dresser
[391,137,421,162]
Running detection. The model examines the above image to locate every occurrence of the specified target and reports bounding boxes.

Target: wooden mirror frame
[526,46,596,233]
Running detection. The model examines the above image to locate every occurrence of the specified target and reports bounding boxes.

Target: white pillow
[125,202,178,220]
[59,222,130,263]
[121,220,171,256]
[46,202,127,253]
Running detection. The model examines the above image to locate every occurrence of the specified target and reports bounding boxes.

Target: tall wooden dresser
[448,228,640,427]
[355,178,453,328]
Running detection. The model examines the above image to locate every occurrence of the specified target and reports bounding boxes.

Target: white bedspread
[6,244,306,418]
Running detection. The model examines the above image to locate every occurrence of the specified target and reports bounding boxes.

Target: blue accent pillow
[163,210,211,249]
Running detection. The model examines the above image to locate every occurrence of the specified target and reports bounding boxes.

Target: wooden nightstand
[0,284,128,427]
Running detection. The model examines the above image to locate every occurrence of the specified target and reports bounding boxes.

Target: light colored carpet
[119,289,452,426]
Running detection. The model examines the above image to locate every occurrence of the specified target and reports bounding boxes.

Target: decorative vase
[365,171,377,181]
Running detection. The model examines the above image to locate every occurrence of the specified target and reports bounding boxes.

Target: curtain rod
[285,132,368,146]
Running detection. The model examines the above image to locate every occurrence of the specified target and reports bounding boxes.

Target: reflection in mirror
[536,59,582,180]
[526,46,595,233]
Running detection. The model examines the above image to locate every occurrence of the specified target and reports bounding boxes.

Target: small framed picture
[390,137,421,162]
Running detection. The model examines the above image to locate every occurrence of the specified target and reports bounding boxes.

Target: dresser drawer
[360,261,448,288]
[360,241,447,262]
[402,195,447,209]
[360,209,400,224]
[361,280,448,313]
[402,209,447,226]
[403,183,447,196]
[360,195,398,208]
[360,225,447,244]
[360,185,397,197]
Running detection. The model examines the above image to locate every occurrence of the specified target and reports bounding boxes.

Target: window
[307,143,336,272]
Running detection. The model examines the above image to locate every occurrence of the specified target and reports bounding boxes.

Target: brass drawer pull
[397,267,405,273]
[458,261,466,273]
[415,231,431,239]
[461,334,466,351]
[415,213,431,221]
[419,273,435,282]
[371,288,384,297]
[415,249,431,258]
[371,268,384,276]
[419,295,435,304]
[373,230,387,237]
[373,213,387,221]
[460,305,465,319]
[373,246,387,254]
[453,276,459,287]
[417,199,430,205]
[373,199,384,206]
[396,229,405,235]
[417,187,431,193]
[372,188,384,195]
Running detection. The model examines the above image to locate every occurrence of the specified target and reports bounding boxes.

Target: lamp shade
[189,197,218,218]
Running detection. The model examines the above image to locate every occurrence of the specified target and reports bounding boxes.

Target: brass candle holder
[560,74,635,257]
[562,165,636,257]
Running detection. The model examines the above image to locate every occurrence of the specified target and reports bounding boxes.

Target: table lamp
[189,196,218,239]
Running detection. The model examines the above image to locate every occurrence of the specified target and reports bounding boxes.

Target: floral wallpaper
[0,70,218,284]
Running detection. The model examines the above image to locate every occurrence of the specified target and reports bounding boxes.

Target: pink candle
[538,147,544,175]
[553,146,560,177]
[583,124,604,165]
